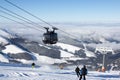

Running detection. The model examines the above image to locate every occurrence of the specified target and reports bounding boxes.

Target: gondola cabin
[43,27,58,44]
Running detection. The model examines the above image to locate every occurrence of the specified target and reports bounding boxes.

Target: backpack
[81,68,87,75]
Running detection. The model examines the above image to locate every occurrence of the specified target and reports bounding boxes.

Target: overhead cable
[4,0,82,42]
[0,14,43,32]
[0,5,44,30]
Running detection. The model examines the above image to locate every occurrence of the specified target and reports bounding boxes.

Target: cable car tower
[43,27,58,44]
[95,46,114,72]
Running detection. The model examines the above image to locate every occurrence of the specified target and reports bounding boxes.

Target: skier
[31,62,35,68]
[79,65,87,80]
[75,66,80,77]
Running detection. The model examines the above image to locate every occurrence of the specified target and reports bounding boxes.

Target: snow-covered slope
[1,43,66,64]
[0,53,9,63]
[0,35,67,64]
[54,42,96,58]
[83,44,96,57]
[54,42,81,53]
[0,64,119,80]
[2,44,26,54]
[0,25,120,68]
[85,50,96,57]
[33,53,66,64]
[60,50,74,58]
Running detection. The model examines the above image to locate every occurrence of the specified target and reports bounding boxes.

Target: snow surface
[55,42,96,57]
[85,50,96,57]
[54,42,81,53]
[9,51,67,65]
[0,35,67,64]
[32,53,66,64]
[0,64,120,80]
[83,44,96,57]
[2,44,26,54]
[60,50,74,58]
[59,50,86,61]
[0,54,9,63]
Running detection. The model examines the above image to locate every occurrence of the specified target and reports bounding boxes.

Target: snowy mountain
[0,25,120,70]
[0,27,119,79]
[0,37,68,65]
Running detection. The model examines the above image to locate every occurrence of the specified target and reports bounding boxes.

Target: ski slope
[54,42,81,53]
[0,64,119,80]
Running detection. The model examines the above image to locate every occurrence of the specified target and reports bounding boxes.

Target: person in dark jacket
[79,65,87,80]
[75,66,80,77]
[31,62,35,68]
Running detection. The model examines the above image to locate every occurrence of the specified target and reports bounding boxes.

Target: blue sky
[0,0,120,23]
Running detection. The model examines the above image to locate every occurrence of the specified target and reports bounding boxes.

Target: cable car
[43,27,58,44]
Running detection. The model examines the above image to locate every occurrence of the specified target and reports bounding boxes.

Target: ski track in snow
[0,65,120,80]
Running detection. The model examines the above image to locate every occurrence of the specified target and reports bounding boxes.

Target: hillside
[0,26,120,70]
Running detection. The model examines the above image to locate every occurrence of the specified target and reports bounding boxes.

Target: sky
[0,0,120,23]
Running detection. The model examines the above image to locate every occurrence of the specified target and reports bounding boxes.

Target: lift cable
[5,0,54,28]
[0,5,44,30]
[0,14,43,32]
[0,9,44,32]
[4,0,82,43]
